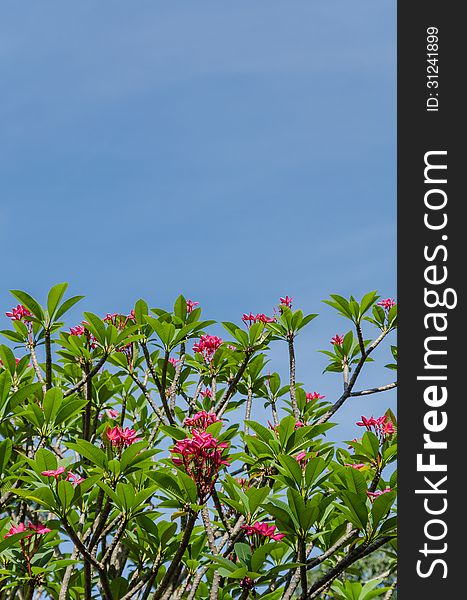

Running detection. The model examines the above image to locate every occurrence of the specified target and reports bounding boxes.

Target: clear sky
[0,1,396,442]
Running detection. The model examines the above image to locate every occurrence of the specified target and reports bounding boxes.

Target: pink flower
[106,409,120,419]
[168,357,179,368]
[200,388,212,399]
[186,299,199,313]
[356,415,395,441]
[170,431,229,502]
[28,523,51,535]
[106,425,139,448]
[4,521,51,540]
[241,522,285,543]
[279,296,293,308]
[4,522,28,538]
[66,472,85,486]
[356,415,377,429]
[193,335,223,362]
[242,312,275,325]
[345,463,366,470]
[381,421,395,435]
[295,420,305,429]
[41,466,66,480]
[331,334,344,346]
[184,410,220,431]
[377,298,396,311]
[70,323,98,348]
[306,391,325,402]
[367,487,392,501]
[69,325,86,336]
[104,311,135,329]
[295,451,308,466]
[5,304,31,321]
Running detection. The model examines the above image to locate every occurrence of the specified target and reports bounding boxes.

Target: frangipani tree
[0,284,397,600]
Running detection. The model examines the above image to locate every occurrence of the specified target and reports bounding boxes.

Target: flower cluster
[241,522,285,544]
[306,391,325,402]
[168,357,179,368]
[377,298,396,311]
[106,425,139,448]
[69,323,98,349]
[367,487,392,501]
[200,388,212,399]
[242,312,275,325]
[171,430,229,502]
[193,335,222,362]
[5,304,31,321]
[331,333,344,346]
[279,296,293,308]
[4,521,52,577]
[356,415,395,441]
[184,410,220,432]
[41,466,85,485]
[103,310,135,329]
[186,299,199,313]
[4,522,51,539]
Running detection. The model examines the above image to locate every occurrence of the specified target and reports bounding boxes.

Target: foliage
[0,285,397,599]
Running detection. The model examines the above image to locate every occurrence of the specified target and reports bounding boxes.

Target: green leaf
[174,295,187,321]
[361,431,380,460]
[47,283,68,319]
[371,491,396,531]
[67,440,107,469]
[10,290,44,321]
[43,388,63,425]
[278,416,296,447]
[234,542,252,565]
[83,312,106,343]
[304,457,327,489]
[339,492,368,530]
[277,454,303,487]
[55,295,84,320]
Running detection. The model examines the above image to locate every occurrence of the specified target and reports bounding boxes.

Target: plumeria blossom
[69,325,86,336]
[5,304,31,321]
[241,522,285,543]
[69,323,98,348]
[171,430,229,502]
[367,487,392,501]
[295,451,308,467]
[193,335,222,362]
[103,310,135,330]
[184,411,220,432]
[345,463,366,470]
[106,408,120,419]
[168,357,179,368]
[200,388,212,399]
[377,298,396,311]
[331,333,344,346]
[306,391,325,402]
[66,472,85,486]
[186,299,199,313]
[41,466,66,480]
[106,425,139,448]
[295,420,305,429]
[356,415,395,442]
[279,296,293,308]
[4,522,51,539]
[27,523,52,535]
[242,312,275,325]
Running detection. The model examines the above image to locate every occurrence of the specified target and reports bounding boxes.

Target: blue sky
[0,1,396,441]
